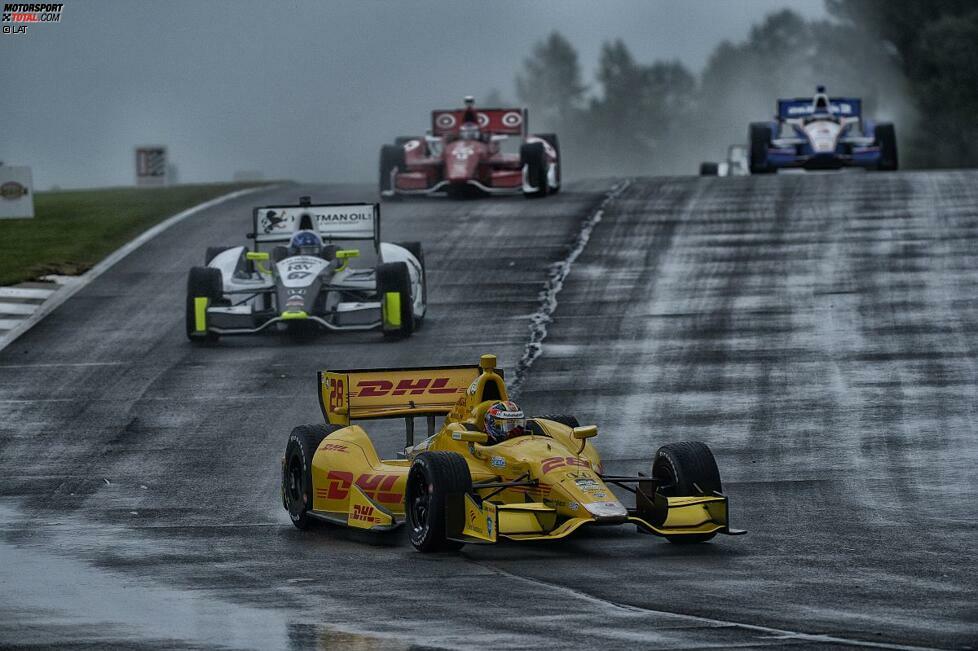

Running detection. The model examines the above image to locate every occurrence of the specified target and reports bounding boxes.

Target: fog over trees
[514,3,978,176]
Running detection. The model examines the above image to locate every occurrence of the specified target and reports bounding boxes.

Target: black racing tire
[875,123,898,171]
[185,266,222,343]
[205,246,232,266]
[405,452,472,552]
[699,162,719,176]
[393,241,426,329]
[749,122,774,175]
[538,414,580,429]
[537,133,560,192]
[520,142,548,198]
[282,424,340,530]
[376,261,414,339]
[379,144,406,197]
[652,441,722,544]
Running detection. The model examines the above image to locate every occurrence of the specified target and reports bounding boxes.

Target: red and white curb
[0,184,280,352]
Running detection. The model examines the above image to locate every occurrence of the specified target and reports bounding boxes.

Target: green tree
[827,0,978,166]
[515,32,587,130]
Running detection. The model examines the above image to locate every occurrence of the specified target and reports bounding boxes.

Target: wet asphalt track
[1,173,977,650]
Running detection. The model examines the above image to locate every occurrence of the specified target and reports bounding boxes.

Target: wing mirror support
[572,425,598,454]
[451,430,489,444]
[335,248,360,272]
[245,251,270,274]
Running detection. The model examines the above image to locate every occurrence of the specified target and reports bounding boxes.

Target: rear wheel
[699,162,719,176]
[652,441,722,544]
[379,144,406,198]
[282,424,339,530]
[749,122,773,174]
[405,452,472,552]
[393,241,426,329]
[520,142,548,198]
[376,261,414,339]
[875,123,898,171]
[185,266,222,343]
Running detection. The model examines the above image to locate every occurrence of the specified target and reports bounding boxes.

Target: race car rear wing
[319,364,483,427]
[431,108,528,137]
[250,198,380,249]
[777,97,861,120]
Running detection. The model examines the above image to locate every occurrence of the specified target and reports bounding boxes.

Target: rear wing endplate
[319,365,481,426]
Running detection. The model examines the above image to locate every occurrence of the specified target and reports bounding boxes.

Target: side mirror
[451,430,489,444]
[246,232,256,240]
[572,425,598,440]
[245,251,269,261]
[335,249,360,271]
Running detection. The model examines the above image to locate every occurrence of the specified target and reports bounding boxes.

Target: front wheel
[186,266,222,343]
[282,424,337,530]
[537,133,560,193]
[376,261,414,339]
[748,122,774,175]
[405,452,472,552]
[379,144,405,198]
[875,123,898,171]
[521,142,548,198]
[393,241,426,330]
[652,441,722,544]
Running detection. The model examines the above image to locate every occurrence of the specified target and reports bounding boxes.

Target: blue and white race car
[748,86,897,173]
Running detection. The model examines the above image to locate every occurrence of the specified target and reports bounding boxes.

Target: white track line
[510,180,631,396]
[0,287,55,300]
[471,561,944,651]
[0,184,279,352]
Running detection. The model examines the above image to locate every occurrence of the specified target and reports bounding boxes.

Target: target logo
[476,112,490,127]
[435,113,456,129]
[501,111,523,128]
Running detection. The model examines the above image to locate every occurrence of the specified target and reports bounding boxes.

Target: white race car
[185,197,426,342]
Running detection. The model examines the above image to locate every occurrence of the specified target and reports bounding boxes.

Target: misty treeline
[509,3,978,176]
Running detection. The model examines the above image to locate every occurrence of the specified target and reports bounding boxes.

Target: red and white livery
[379,100,560,199]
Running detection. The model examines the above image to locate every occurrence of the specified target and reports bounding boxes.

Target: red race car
[379,100,560,199]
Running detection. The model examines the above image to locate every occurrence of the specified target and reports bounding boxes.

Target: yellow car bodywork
[285,354,744,546]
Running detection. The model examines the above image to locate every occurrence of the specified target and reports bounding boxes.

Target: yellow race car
[281,354,745,551]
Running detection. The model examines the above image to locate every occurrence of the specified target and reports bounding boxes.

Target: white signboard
[254,203,378,243]
[135,146,167,186]
[0,166,34,219]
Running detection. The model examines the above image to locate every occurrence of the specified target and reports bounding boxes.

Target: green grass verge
[0,183,270,286]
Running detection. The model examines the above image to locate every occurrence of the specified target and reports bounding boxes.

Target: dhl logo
[323,471,402,504]
[320,443,347,453]
[541,456,592,474]
[351,504,380,523]
[353,378,464,398]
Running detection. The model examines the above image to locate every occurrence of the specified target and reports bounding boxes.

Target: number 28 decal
[328,378,345,412]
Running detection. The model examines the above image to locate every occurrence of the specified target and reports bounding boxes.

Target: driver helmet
[459,122,480,141]
[484,401,526,443]
[289,230,322,256]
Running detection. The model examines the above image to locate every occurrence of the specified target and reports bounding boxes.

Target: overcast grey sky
[1,1,827,189]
